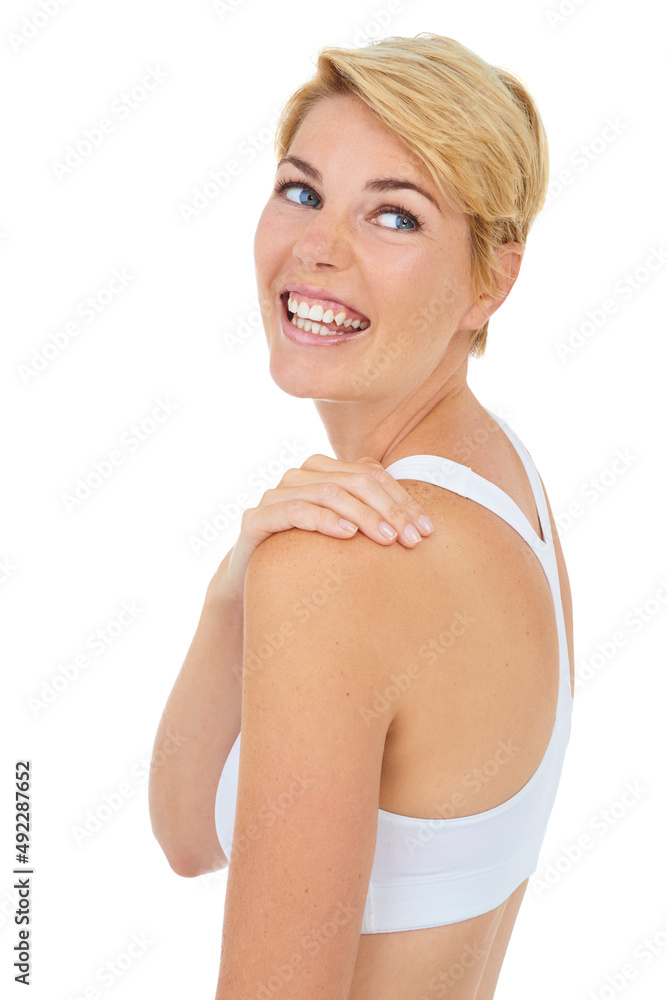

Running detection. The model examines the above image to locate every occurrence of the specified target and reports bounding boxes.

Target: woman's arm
[149,456,433,878]
[149,549,243,878]
[214,524,429,999]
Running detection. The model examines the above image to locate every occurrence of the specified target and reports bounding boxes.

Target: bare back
[347,420,575,999]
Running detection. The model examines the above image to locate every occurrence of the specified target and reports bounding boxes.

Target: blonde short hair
[273,33,549,357]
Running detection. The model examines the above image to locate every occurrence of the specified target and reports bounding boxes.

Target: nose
[290,208,352,270]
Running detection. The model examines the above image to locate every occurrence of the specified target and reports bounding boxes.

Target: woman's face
[254,93,484,402]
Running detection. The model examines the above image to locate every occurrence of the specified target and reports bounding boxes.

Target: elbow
[151,820,229,879]
[167,851,229,879]
[149,788,229,877]
[167,853,210,879]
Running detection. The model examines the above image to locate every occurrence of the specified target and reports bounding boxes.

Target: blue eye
[276,180,321,208]
[273,176,423,231]
[375,210,417,231]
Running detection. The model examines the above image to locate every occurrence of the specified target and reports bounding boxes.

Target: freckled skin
[239,93,537,1000]
[253,93,522,469]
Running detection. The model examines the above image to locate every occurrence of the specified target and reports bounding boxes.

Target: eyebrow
[276,154,441,212]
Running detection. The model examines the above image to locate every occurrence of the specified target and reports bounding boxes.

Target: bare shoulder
[244,481,482,584]
[243,482,508,646]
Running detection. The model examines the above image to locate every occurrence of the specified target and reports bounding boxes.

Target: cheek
[253,208,271,266]
[253,206,285,276]
[417,260,473,333]
[383,265,453,339]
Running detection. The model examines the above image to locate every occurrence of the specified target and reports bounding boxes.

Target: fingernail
[417,514,434,533]
[405,524,421,543]
[379,521,397,539]
[339,519,358,533]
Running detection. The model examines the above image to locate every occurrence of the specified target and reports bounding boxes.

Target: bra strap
[385,453,547,555]
[483,409,553,546]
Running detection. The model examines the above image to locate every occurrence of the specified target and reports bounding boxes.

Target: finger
[257,480,426,547]
[348,460,436,540]
[355,456,383,466]
[356,457,436,532]
[240,498,365,546]
[288,455,434,542]
[340,469,435,545]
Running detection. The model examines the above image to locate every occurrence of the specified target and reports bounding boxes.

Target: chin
[267,356,360,401]
[266,314,375,401]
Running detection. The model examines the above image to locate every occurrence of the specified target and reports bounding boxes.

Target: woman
[149,33,575,999]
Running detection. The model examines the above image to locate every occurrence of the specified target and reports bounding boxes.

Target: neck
[314,353,481,468]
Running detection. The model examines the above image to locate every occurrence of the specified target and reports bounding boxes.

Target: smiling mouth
[281,293,371,337]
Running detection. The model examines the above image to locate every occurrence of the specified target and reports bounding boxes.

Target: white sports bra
[215,409,574,934]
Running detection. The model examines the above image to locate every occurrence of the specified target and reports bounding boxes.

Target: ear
[459,242,525,331]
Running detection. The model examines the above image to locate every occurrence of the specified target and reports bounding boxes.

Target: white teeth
[285,293,369,330]
[285,294,372,336]
[290,313,355,336]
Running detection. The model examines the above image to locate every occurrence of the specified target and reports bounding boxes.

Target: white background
[2,0,666,997]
